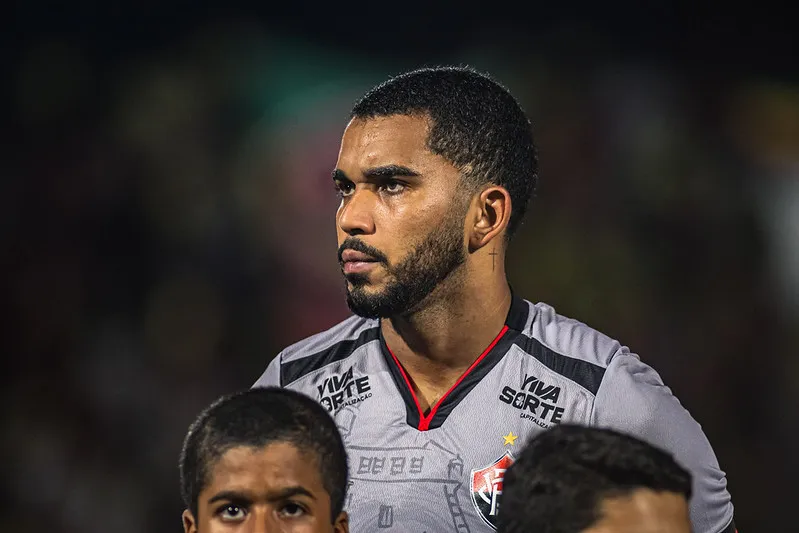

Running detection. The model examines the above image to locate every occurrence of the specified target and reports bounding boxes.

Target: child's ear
[333,510,349,533]
[182,509,197,533]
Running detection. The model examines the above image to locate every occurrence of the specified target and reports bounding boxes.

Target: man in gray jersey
[254,66,736,533]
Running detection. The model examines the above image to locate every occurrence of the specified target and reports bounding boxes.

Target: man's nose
[337,188,376,236]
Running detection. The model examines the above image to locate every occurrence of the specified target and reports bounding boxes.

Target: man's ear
[333,510,350,533]
[182,509,197,533]
[468,186,511,252]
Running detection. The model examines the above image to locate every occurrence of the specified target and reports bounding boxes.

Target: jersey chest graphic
[333,401,526,532]
[347,438,471,531]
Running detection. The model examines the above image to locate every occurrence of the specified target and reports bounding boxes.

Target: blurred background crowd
[3,2,797,531]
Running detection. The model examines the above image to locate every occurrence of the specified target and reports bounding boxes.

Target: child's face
[183,442,348,533]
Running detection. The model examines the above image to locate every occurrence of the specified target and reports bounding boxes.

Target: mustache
[337,237,389,265]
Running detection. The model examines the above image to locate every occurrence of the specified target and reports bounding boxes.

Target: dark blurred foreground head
[499,424,693,533]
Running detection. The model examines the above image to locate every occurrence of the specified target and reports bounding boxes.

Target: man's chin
[345,297,383,319]
[344,273,371,287]
[345,283,375,299]
[345,286,392,319]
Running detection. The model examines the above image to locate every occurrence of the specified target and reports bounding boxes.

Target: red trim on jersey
[385,345,426,428]
[386,325,510,431]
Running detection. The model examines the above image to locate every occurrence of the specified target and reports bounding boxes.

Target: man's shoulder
[275,314,380,386]
[516,299,631,394]
[280,314,378,362]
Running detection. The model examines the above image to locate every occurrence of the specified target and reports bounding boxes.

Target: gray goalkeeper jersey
[253,296,735,533]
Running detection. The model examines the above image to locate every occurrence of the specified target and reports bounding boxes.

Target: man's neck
[380,273,512,412]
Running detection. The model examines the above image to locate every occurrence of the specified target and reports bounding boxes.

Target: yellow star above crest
[502,432,518,446]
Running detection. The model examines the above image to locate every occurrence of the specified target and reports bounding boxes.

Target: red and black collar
[381,294,529,431]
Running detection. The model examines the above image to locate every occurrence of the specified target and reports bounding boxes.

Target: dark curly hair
[499,424,692,533]
[179,387,348,522]
[351,65,538,238]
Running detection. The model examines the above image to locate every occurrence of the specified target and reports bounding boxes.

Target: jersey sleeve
[591,351,735,533]
[252,354,282,388]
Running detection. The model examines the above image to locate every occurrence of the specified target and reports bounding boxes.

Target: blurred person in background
[179,387,349,533]
[499,424,694,533]
[253,66,735,532]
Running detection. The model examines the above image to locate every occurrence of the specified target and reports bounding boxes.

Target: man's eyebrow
[363,165,420,179]
[332,168,350,182]
[332,165,420,182]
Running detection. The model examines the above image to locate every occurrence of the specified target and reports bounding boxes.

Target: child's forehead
[212,442,308,473]
[203,442,323,493]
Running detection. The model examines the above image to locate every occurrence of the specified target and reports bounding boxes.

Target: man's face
[583,489,691,533]
[182,442,348,533]
[333,114,470,318]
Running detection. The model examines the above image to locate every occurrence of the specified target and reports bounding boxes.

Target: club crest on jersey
[317,365,372,412]
[470,451,514,530]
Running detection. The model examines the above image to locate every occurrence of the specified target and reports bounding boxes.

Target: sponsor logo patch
[317,366,372,412]
[499,373,565,428]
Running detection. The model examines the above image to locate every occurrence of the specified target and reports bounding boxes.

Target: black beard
[342,211,467,319]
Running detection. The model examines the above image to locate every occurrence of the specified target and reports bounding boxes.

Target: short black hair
[499,424,692,533]
[179,387,348,522]
[351,66,538,238]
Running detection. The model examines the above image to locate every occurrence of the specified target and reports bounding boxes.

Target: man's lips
[341,250,378,263]
[341,249,380,275]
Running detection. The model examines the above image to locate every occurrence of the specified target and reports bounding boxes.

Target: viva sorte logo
[499,373,564,427]
[318,366,372,412]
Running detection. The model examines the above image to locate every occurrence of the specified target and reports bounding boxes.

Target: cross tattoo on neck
[489,248,498,271]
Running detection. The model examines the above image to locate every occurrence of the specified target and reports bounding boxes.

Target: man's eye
[381,181,405,194]
[334,181,354,197]
[219,504,247,522]
[278,502,306,518]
